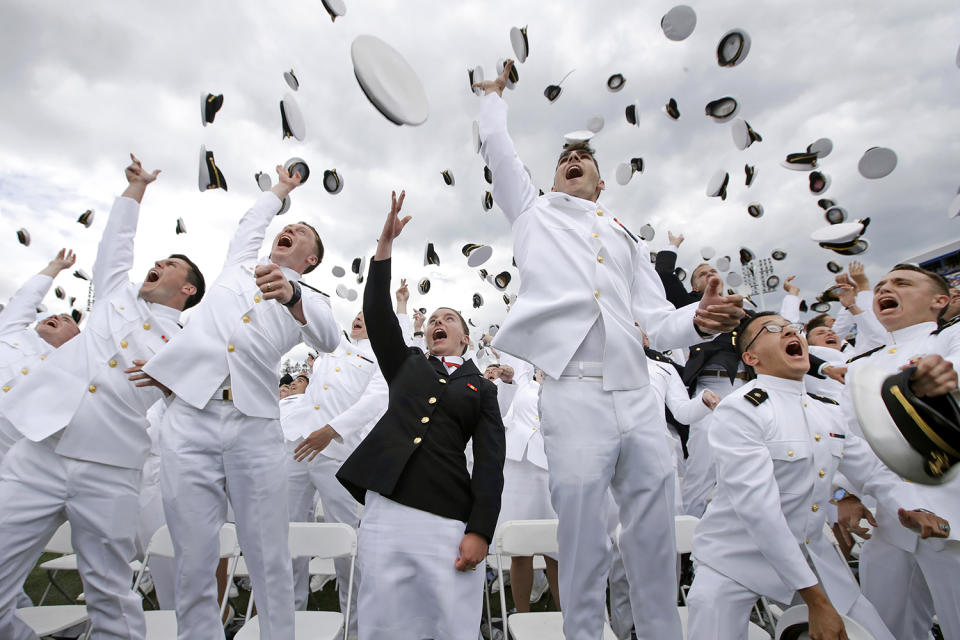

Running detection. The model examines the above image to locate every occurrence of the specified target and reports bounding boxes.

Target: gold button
[888,347,897,354]
[596,209,604,216]
[594,290,600,298]
[121,341,128,348]
[227,345,235,352]
[421,416,430,423]
[20,368,28,375]
[814,434,821,442]
[347,351,352,355]
[819,469,826,478]
[788,451,794,457]
[591,233,599,238]
[805,537,811,545]
[811,504,819,512]
[323,385,329,390]
[40,356,46,360]
[428,397,437,404]
[314,405,320,410]
[439,378,447,384]
[597,256,604,263]
[143,323,151,330]
[88,385,97,393]
[413,437,422,444]
[242,316,250,323]
[335,368,341,372]
[254,295,262,303]
[109,360,117,368]
[804,402,808,407]
[533,426,538,431]
[535,416,540,421]
[2,386,9,393]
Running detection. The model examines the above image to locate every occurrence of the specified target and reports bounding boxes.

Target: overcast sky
[1,0,958,361]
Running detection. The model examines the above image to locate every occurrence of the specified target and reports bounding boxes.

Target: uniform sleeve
[847,291,886,354]
[327,368,389,444]
[631,254,704,351]
[0,274,52,336]
[837,432,919,511]
[92,196,140,299]
[492,379,519,418]
[297,290,341,355]
[222,191,283,269]
[478,94,540,225]
[363,259,415,384]
[709,399,819,592]
[934,322,960,366]
[466,382,506,543]
[779,294,801,323]
[663,365,712,425]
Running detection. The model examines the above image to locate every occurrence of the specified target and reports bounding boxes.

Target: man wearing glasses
[687,311,950,640]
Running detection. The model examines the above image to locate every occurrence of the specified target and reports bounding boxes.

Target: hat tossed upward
[771,249,787,261]
[77,209,94,228]
[472,293,483,309]
[423,242,440,267]
[323,169,344,194]
[284,158,310,184]
[827,261,842,273]
[543,68,575,103]
[607,73,625,92]
[351,34,429,126]
[351,256,367,283]
[418,278,430,295]
[175,218,187,235]
[321,0,346,21]
[73,268,90,281]
[747,203,764,218]
[55,286,65,300]
[716,255,731,271]
[639,224,655,241]
[706,169,730,200]
[858,146,898,179]
[616,158,644,186]
[705,97,740,123]
[498,59,520,88]
[739,247,755,264]
[441,169,455,186]
[586,115,605,133]
[481,191,494,211]
[661,5,697,41]
[731,119,762,150]
[665,98,680,120]
[462,243,493,267]
[283,70,299,91]
[331,265,345,278]
[850,365,960,484]
[775,605,874,640]
[280,93,306,141]
[809,171,830,195]
[717,29,751,67]
[745,164,757,187]
[781,151,818,171]
[201,93,224,126]
[198,145,228,192]
[494,271,511,290]
[824,206,848,224]
[468,66,485,96]
[510,26,529,63]
[807,137,833,158]
[624,101,641,126]
[817,198,835,210]
[701,246,716,260]
[811,219,869,246]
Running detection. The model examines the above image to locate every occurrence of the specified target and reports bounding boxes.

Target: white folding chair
[132,523,240,637]
[495,519,618,639]
[16,604,90,638]
[36,521,77,604]
[235,522,356,640]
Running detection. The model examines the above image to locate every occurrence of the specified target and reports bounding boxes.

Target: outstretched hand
[695,275,745,334]
[125,359,171,396]
[271,163,303,201]
[374,190,410,260]
[42,249,76,278]
[122,154,160,203]
[473,60,513,98]
[783,275,800,296]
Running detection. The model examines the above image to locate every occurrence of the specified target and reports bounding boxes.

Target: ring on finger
[940,523,950,532]
[266,282,272,292]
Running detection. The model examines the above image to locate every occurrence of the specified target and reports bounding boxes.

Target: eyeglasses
[742,322,805,353]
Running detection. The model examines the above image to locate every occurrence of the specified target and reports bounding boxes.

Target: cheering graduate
[0,249,80,460]
[135,165,339,639]
[337,191,505,640]
[0,155,204,640]
[475,62,743,639]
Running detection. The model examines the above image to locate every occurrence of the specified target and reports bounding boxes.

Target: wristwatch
[829,487,847,505]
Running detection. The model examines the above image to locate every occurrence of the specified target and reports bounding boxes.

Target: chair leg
[44,569,74,604]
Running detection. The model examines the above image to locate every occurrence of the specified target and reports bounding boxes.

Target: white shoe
[529,569,549,603]
[229,582,239,599]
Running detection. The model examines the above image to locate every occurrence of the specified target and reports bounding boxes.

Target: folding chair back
[495,519,559,557]
[674,515,700,555]
[44,521,74,554]
[287,522,356,560]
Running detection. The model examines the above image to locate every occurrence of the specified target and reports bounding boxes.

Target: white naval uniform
[480,92,706,640]
[805,345,846,401]
[284,335,386,636]
[0,195,181,640]
[142,191,340,640]
[0,274,58,460]
[687,374,912,640]
[843,320,960,640]
[136,400,175,610]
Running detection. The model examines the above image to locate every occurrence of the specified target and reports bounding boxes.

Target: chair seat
[677,605,769,639]
[144,610,178,637]
[39,554,78,571]
[17,605,88,635]
[308,557,336,576]
[508,611,618,639]
[235,611,344,639]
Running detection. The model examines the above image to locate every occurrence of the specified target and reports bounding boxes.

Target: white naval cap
[280,93,306,141]
[201,93,224,127]
[510,26,529,63]
[717,29,751,67]
[704,97,740,123]
[731,118,762,150]
[858,146,897,179]
[321,0,346,21]
[661,5,697,41]
[351,35,429,126]
[198,145,228,192]
[462,243,493,267]
[283,69,299,91]
[706,169,730,200]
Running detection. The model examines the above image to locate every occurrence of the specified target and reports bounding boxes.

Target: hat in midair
[462,243,493,267]
[284,158,310,184]
[731,119,762,150]
[858,147,898,179]
[198,145,228,192]
[175,218,187,235]
[665,98,680,120]
[283,70,299,91]
[77,209,94,228]
[716,256,731,272]
[201,93,224,127]
[781,151,818,171]
[321,0,346,21]
[817,198,835,210]
[483,165,493,184]
[809,171,830,195]
[706,169,730,200]
[441,169,455,186]
[661,5,697,41]
[727,271,743,287]
[418,278,430,295]
[510,26,529,63]
[704,97,740,123]
[332,265,345,278]
[624,102,640,126]
[745,164,757,187]
[747,203,764,218]
[771,249,787,261]
[607,74,625,92]
[54,286,65,300]
[481,191,494,211]
[494,271,511,290]
[766,275,780,289]
[717,29,751,67]
[472,293,483,309]
[73,268,90,281]
[701,246,716,260]
[639,224,655,241]
[323,169,344,194]
[739,247,755,264]
[586,115,605,134]
[351,35,429,126]
[468,66,485,96]
[827,261,842,274]
[423,242,440,267]
[280,93,306,141]
[497,59,519,89]
[824,206,848,224]
[807,137,833,158]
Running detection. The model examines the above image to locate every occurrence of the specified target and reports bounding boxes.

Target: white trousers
[136,452,175,610]
[286,444,360,637]
[682,376,742,517]
[0,438,144,640]
[0,416,22,463]
[687,563,894,640]
[540,377,682,640]
[160,397,293,640]
[357,492,484,640]
[860,535,960,640]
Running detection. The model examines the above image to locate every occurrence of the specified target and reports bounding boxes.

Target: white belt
[560,361,604,378]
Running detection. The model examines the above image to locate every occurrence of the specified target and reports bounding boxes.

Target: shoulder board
[807,392,839,405]
[932,314,960,335]
[845,345,884,364]
[744,388,768,407]
[299,281,329,297]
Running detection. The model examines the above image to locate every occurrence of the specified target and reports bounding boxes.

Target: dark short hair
[298,221,324,274]
[557,141,599,173]
[888,263,950,319]
[804,313,832,335]
[736,311,780,357]
[169,253,205,309]
[294,374,310,385]
[691,263,714,289]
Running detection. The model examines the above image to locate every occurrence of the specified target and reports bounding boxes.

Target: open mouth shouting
[145,268,161,283]
[876,295,899,315]
[823,334,840,347]
[42,316,59,330]
[784,337,805,359]
[352,320,364,331]
[565,164,583,180]
[432,327,448,342]
[276,233,294,249]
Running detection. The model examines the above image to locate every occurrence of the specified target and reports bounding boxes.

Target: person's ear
[307,254,319,268]
[181,283,197,297]
[741,350,759,368]
[596,179,605,194]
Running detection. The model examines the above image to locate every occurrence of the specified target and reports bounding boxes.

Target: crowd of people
[0,63,956,640]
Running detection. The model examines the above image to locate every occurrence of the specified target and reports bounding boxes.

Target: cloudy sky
[1,0,958,360]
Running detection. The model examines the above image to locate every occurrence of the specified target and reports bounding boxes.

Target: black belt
[698,371,749,381]
[216,388,233,401]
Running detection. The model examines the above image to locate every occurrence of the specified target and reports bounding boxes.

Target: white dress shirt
[0,196,180,469]
[694,374,917,611]
[503,377,546,469]
[0,274,55,386]
[143,192,340,419]
[478,93,704,390]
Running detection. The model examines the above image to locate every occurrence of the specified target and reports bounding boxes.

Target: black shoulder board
[807,392,839,405]
[845,345,884,365]
[299,281,329,297]
[744,388,768,407]
[933,314,960,335]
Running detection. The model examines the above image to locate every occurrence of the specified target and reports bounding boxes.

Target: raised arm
[364,190,415,383]
[0,249,75,336]
[223,165,296,269]
[476,61,539,225]
[93,154,158,298]
[779,276,801,323]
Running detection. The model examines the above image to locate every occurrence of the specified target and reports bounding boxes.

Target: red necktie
[441,358,461,369]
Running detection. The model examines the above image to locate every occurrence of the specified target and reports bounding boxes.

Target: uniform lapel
[448,359,480,381]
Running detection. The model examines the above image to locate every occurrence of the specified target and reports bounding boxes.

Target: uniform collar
[147,301,182,322]
[543,191,605,211]
[755,373,805,395]
[257,256,301,282]
[888,321,938,345]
